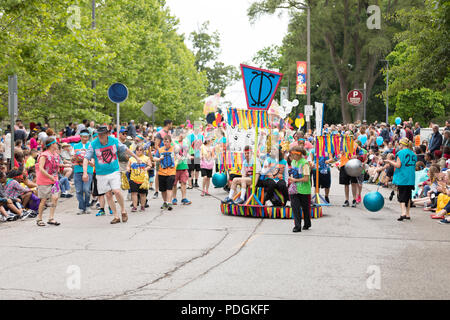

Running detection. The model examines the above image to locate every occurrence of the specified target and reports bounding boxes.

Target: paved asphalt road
[1,168,449,300]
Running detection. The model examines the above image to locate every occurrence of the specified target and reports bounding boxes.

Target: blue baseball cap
[120,128,128,133]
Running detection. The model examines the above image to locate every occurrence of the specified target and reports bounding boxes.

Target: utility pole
[92,0,96,108]
[386,61,389,124]
[363,82,367,122]
[8,75,17,170]
[381,59,389,124]
[306,5,311,132]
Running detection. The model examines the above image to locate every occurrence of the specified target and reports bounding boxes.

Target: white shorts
[96,171,121,195]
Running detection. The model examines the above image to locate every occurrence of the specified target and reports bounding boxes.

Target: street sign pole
[152,104,155,126]
[108,83,128,136]
[363,82,367,122]
[116,102,120,137]
[8,75,17,170]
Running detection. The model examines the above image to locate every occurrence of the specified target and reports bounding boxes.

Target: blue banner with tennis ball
[240,64,283,111]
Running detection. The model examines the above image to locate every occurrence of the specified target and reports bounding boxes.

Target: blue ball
[212,173,227,188]
[395,117,402,125]
[363,191,385,212]
[376,136,384,146]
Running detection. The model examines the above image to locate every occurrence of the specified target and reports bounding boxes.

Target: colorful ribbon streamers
[227,108,269,129]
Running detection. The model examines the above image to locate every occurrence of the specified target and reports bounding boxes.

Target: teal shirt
[392,149,417,186]
[73,142,93,174]
[86,137,127,176]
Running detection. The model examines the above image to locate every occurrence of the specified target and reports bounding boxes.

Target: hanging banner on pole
[315,102,324,136]
[296,61,307,95]
[280,87,288,105]
[240,64,283,111]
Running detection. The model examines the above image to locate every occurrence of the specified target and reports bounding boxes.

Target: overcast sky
[165,0,291,105]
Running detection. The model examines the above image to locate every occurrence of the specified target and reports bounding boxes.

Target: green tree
[386,0,449,125]
[0,0,207,126]
[395,88,445,125]
[248,0,420,124]
[252,45,282,70]
[189,21,239,96]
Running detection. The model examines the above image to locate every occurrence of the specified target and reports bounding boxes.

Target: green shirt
[292,158,311,195]
[175,140,189,170]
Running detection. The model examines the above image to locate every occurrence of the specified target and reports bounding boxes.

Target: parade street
[1,168,449,300]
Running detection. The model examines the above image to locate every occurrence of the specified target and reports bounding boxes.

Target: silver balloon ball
[344,159,363,177]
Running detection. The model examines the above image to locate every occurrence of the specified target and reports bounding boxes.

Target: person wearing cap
[127,120,136,138]
[82,126,142,224]
[72,129,94,214]
[385,137,417,221]
[59,142,74,197]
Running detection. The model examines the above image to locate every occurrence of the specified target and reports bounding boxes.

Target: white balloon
[292,99,299,107]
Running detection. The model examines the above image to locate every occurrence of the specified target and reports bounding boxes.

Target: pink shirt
[30,138,38,150]
[36,150,60,185]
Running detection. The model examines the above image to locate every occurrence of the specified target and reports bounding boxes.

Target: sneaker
[20,210,31,220]
[292,227,301,233]
[325,196,330,204]
[96,209,105,216]
[181,198,192,205]
[160,202,168,210]
[172,198,177,205]
[140,206,145,212]
[439,219,450,224]
[96,202,100,209]
[65,193,73,198]
[90,199,97,207]
[85,209,91,214]
[234,198,245,205]
[145,200,149,208]
[153,192,159,199]
[60,193,66,198]
[0,216,6,222]
[223,197,234,203]
[342,200,349,207]
[131,207,137,212]
[356,195,361,203]
[77,209,85,215]
[7,213,18,221]
[194,182,199,188]
[167,204,173,211]
[27,211,36,219]
[109,208,113,215]
[351,200,357,207]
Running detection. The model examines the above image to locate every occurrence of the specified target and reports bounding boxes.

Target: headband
[46,140,56,147]
[399,139,409,146]
[291,151,302,155]
[80,132,90,136]
[136,135,144,140]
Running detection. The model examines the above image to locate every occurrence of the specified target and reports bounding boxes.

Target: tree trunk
[324,34,351,123]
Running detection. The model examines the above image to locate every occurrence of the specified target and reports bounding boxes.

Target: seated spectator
[0,171,33,220]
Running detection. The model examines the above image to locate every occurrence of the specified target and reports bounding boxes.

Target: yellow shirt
[128,155,149,184]
[25,156,36,169]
